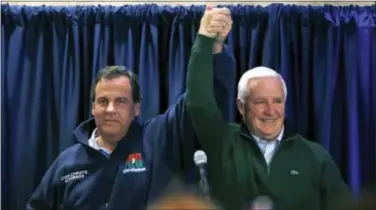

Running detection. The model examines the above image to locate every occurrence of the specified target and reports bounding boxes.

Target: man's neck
[96,135,122,153]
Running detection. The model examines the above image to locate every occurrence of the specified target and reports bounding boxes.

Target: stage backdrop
[2,3,376,210]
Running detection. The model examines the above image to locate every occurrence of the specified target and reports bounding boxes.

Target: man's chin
[101,128,121,136]
[103,120,120,125]
[258,129,281,139]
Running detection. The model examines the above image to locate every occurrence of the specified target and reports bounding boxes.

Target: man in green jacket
[186,5,353,210]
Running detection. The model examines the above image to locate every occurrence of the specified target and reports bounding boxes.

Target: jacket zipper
[266,136,295,177]
[240,133,297,176]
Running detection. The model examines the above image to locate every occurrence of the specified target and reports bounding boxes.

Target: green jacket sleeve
[186,34,232,157]
[320,152,354,209]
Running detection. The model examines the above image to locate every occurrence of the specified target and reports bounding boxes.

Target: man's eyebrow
[117,97,129,101]
[253,97,266,100]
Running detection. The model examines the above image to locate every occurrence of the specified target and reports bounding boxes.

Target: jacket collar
[73,118,142,157]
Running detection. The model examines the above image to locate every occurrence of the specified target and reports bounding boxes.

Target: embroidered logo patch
[123,152,146,174]
[290,169,299,175]
[60,170,88,183]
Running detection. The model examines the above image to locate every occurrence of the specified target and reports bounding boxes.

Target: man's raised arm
[186,6,234,157]
[145,8,235,203]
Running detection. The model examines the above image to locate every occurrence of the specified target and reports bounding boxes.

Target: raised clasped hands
[198,4,232,42]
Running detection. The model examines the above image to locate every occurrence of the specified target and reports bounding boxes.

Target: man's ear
[134,102,141,117]
[236,99,245,116]
[91,102,96,116]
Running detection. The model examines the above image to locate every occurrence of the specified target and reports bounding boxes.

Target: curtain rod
[1,1,374,6]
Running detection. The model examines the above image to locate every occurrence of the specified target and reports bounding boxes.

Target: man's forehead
[96,77,131,91]
[96,95,129,99]
[247,77,285,98]
[95,78,132,98]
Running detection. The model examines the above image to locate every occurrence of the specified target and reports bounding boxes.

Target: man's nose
[264,102,275,115]
[106,103,116,112]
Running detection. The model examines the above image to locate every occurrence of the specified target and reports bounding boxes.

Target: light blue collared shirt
[252,126,284,166]
[88,128,111,157]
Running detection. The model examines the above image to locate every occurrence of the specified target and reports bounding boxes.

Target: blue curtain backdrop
[2,3,376,210]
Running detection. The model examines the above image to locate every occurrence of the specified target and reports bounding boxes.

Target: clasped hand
[198,5,233,42]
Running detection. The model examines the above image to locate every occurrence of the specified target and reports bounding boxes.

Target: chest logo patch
[123,152,146,174]
[290,170,299,175]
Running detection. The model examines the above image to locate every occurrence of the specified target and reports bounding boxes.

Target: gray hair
[237,66,287,102]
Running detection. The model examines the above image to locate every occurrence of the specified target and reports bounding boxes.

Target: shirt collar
[88,128,111,155]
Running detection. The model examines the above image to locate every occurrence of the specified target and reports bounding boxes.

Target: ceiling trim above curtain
[2,0,375,7]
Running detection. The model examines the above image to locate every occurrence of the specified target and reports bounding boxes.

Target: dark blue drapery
[2,4,376,210]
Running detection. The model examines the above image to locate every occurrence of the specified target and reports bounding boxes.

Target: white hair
[237,66,287,102]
